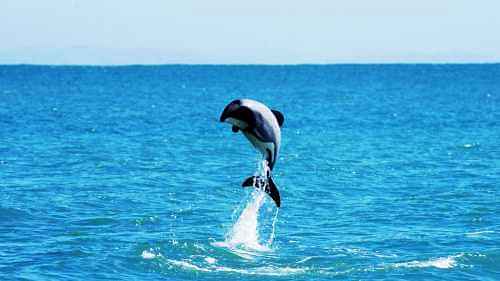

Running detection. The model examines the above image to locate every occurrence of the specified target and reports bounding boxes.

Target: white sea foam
[204,256,217,264]
[214,265,307,276]
[163,257,307,276]
[392,254,462,269]
[338,247,398,258]
[211,241,265,260]
[296,256,315,264]
[165,259,211,272]
[141,249,157,259]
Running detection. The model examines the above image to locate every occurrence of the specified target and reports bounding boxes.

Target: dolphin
[219,99,284,207]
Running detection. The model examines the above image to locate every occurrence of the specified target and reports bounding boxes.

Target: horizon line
[1,61,500,67]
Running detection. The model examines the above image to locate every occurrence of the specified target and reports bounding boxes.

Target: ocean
[1,64,499,280]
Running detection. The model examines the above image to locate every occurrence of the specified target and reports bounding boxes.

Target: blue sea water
[0,64,499,280]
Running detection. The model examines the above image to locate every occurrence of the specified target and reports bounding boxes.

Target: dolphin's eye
[234,107,255,127]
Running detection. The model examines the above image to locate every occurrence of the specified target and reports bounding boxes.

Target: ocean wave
[465,230,495,238]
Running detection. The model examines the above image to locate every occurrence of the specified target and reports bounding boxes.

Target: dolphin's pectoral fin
[271,110,284,127]
[241,176,281,208]
[232,125,239,133]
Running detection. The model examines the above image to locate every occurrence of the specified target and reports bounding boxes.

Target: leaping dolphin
[219,99,284,207]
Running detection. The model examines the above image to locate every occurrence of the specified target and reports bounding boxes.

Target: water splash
[217,159,280,252]
[267,208,280,246]
[226,190,268,251]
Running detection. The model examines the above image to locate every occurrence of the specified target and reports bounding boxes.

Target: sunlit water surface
[1,65,499,280]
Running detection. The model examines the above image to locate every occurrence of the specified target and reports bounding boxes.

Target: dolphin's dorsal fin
[271,110,284,127]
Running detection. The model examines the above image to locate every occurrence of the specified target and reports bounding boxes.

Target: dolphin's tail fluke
[242,176,281,208]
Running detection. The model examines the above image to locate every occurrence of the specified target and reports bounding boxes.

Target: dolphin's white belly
[243,131,276,164]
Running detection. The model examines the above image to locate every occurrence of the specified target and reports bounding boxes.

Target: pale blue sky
[1,0,500,64]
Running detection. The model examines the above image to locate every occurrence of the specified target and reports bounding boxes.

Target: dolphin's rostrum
[220,99,284,207]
